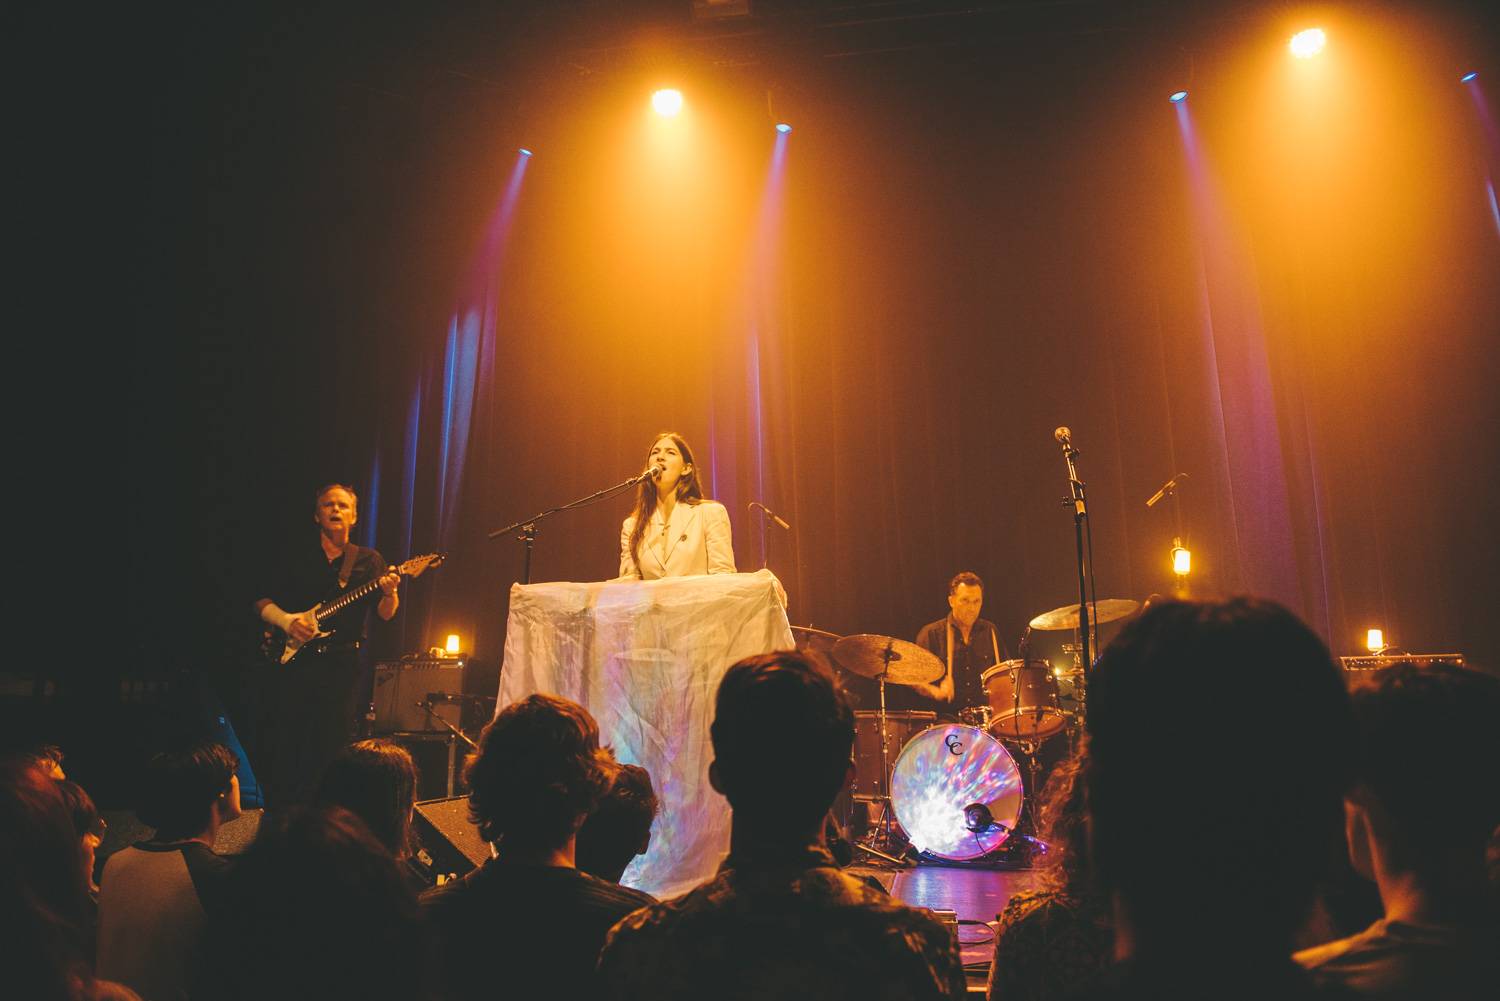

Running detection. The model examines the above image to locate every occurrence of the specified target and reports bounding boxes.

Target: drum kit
[793,596,1141,865]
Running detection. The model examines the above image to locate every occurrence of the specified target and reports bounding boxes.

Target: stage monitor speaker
[412,795,490,880]
[97,808,264,880]
[372,659,465,733]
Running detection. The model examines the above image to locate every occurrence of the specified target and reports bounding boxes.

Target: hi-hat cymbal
[1028,599,1142,632]
[832,634,945,686]
[790,626,841,656]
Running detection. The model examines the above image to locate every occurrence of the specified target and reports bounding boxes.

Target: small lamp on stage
[1171,539,1192,577]
[1366,628,1387,655]
[445,634,462,656]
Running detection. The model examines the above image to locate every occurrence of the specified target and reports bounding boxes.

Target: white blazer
[618,500,737,580]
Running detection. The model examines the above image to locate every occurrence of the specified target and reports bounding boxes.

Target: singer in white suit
[618,432,737,580]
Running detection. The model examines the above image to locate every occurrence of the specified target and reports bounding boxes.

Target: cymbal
[832,634,945,686]
[1028,599,1142,632]
[790,626,841,656]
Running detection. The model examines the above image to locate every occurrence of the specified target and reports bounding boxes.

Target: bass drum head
[890,724,1024,861]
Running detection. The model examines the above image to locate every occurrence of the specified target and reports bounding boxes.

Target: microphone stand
[487,470,653,584]
[748,501,790,571]
[414,700,480,752]
[1060,438,1092,677]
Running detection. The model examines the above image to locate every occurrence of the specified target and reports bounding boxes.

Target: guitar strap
[337,543,361,590]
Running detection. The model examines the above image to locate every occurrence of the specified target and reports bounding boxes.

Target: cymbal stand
[854,644,912,866]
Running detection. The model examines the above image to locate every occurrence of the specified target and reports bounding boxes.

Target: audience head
[215,806,425,1001]
[139,741,241,842]
[710,651,855,841]
[1084,598,1354,951]
[13,743,68,780]
[576,762,658,883]
[1343,662,1500,893]
[316,739,419,859]
[54,780,106,893]
[464,694,612,851]
[1,761,92,1000]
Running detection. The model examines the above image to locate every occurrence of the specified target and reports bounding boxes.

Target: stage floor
[852,862,1039,994]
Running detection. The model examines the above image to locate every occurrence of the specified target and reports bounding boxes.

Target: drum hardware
[957,705,993,730]
[832,635,945,866]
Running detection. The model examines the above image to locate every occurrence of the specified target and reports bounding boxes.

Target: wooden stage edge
[850,862,1040,995]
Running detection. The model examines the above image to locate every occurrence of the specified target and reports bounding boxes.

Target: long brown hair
[625,432,704,576]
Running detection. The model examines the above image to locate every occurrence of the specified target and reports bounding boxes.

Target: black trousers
[259,648,361,808]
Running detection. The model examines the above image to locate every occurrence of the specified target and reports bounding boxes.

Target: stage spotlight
[1169,90,1188,103]
[1365,628,1386,654]
[1461,71,1477,83]
[775,122,792,134]
[1290,28,1326,59]
[519,148,533,157]
[1171,538,1192,576]
[652,88,684,117]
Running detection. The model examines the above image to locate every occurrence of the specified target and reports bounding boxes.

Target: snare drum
[890,724,1024,861]
[982,659,1067,740]
[957,705,993,730]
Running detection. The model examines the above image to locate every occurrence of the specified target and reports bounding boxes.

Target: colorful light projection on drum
[890,724,1024,861]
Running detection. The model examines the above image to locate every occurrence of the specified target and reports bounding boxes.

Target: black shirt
[421,859,656,1001]
[914,616,1006,711]
[268,544,388,647]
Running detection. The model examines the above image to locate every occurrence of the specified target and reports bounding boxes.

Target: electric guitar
[261,552,446,665]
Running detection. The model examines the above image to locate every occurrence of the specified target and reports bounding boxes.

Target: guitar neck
[315,577,384,622]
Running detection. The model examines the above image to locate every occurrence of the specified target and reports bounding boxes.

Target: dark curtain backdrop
[126,2,1499,690]
[377,30,1500,678]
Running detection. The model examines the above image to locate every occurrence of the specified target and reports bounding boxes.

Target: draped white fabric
[498,569,794,898]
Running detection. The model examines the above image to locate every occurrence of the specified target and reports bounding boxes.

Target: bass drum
[889,724,1024,861]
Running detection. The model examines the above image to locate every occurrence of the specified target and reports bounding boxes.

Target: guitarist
[253,483,400,806]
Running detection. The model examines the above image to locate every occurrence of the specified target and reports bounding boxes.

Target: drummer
[912,572,1009,713]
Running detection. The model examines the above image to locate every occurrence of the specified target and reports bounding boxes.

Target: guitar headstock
[398,553,447,579]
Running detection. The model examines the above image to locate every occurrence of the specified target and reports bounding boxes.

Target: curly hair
[576,763,659,882]
[464,694,613,848]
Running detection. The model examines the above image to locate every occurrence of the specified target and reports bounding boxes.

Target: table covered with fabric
[498,569,794,898]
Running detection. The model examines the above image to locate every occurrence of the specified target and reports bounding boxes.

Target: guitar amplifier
[371,659,465,733]
[1338,653,1466,673]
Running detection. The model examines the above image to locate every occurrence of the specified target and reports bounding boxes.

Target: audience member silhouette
[422,693,656,1001]
[576,761,659,884]
[316,738,420,861]
[208,805,429,1001]
[1,761,139,1001]
[987,747,1112,1001]
[96,741,241,1001]
[1295,661,1500,998]
[598,650,967,1000]
[1076,598,1356,1000]
[57,779,107,897]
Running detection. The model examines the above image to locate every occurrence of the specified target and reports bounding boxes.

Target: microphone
[1145,472,1189,509]
[636,465,665,484]
[749,501,791,530]
[963,802,1053,853]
